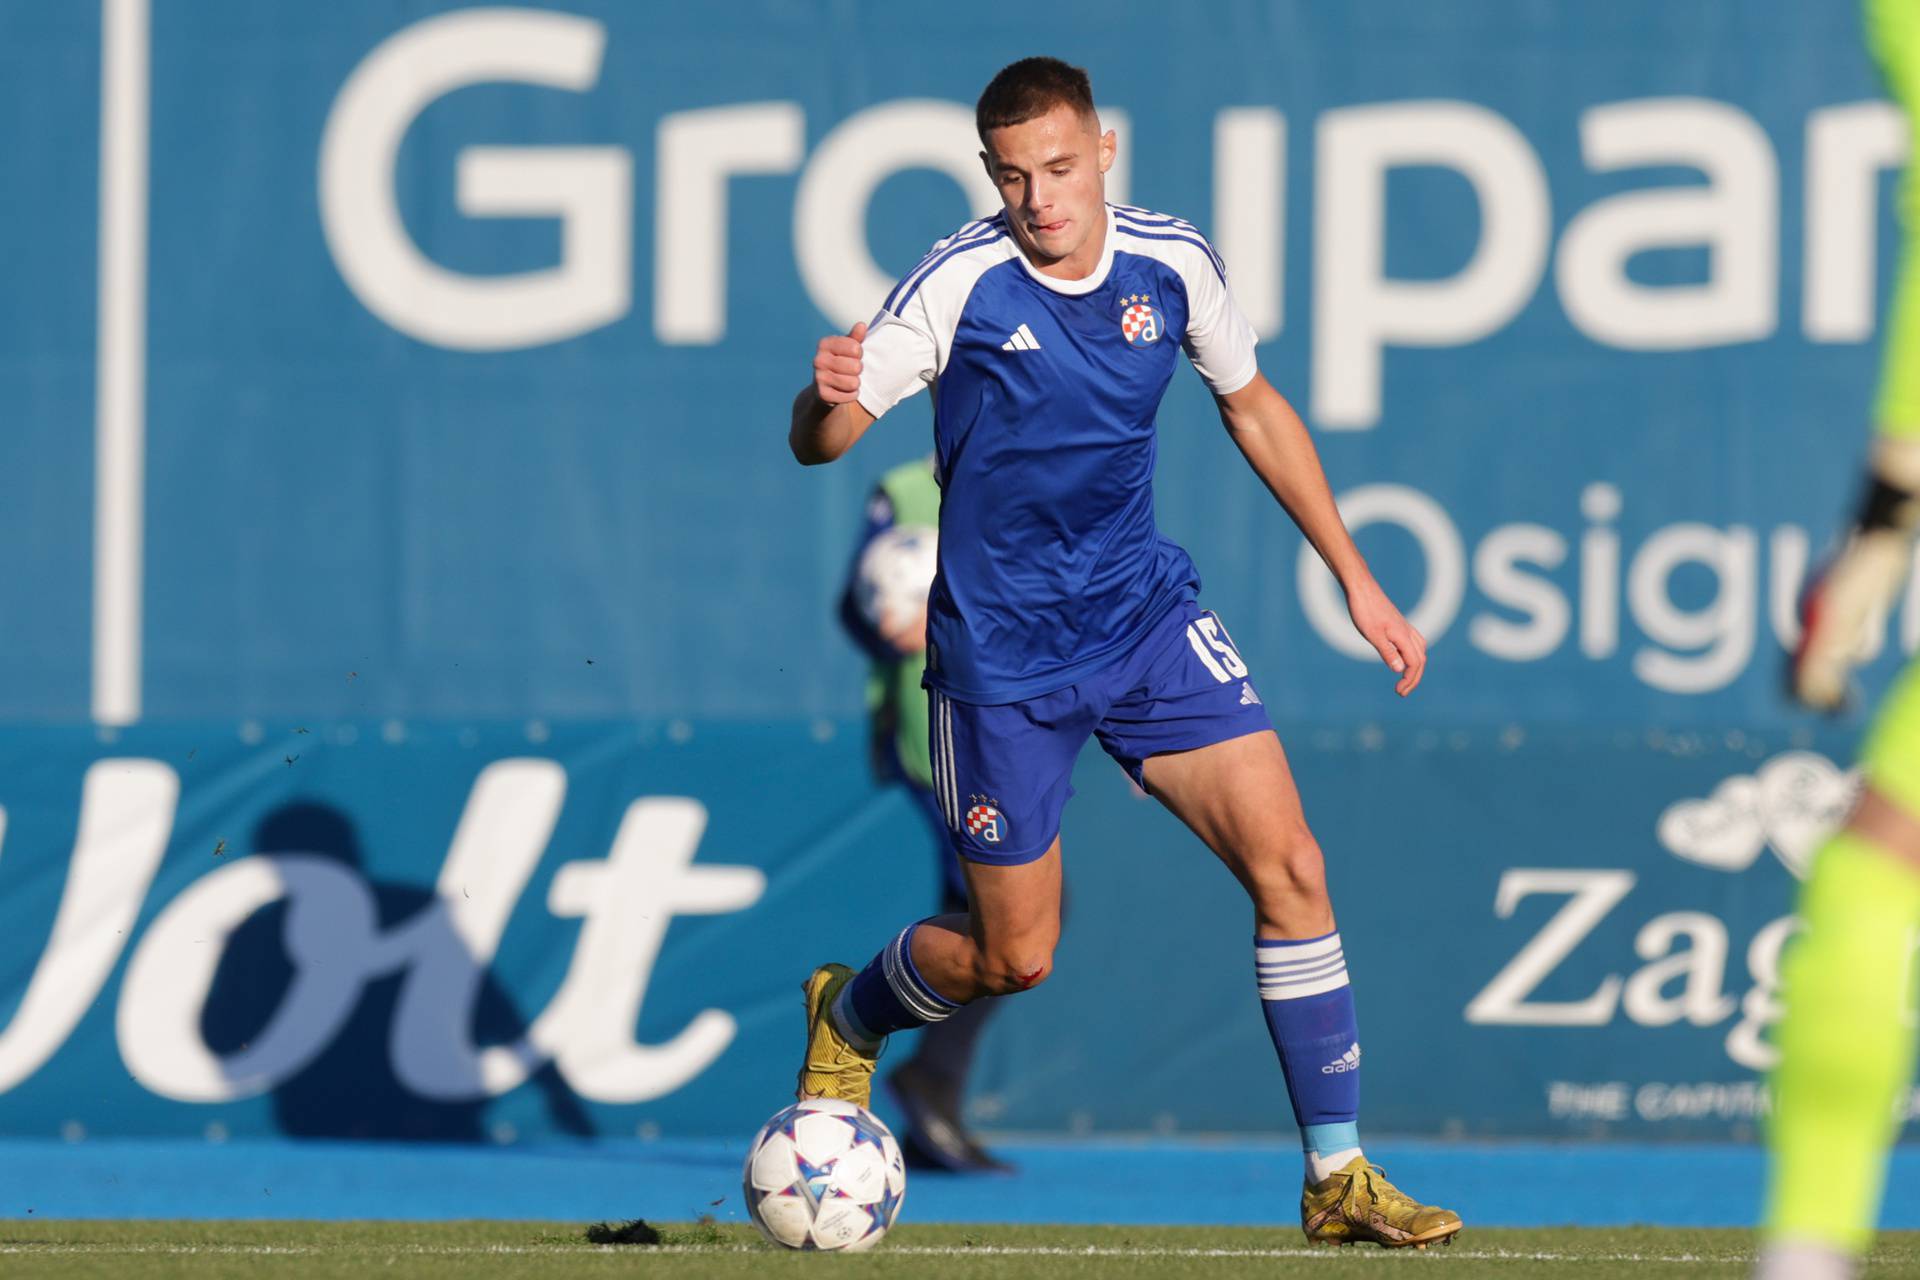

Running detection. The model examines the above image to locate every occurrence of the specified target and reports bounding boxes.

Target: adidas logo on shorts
[1239,681,1261,706]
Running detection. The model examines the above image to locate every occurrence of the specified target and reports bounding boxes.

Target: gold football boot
[1301,1156,1463,1249]
[796,964,880,1106]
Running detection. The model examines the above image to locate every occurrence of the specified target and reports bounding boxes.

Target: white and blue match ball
[743,1098,907,1251]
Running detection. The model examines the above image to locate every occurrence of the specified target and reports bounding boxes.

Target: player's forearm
[789,386,868,465]
[1221,382,1372,592]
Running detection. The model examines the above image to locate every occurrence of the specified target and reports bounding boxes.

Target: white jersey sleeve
[1180,245,1260,396]
[855,294,938,420]
[855,216,1016,420]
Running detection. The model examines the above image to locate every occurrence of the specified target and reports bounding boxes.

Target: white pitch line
[92,0,150,727]
[0,1246,566,1257]
[733,1244,1741,1263]
[0,1243,1755,1264]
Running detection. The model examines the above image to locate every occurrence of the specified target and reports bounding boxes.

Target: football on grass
[742,1098,907,1251]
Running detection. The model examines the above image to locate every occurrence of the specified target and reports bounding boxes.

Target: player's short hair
[975,57,1097,143]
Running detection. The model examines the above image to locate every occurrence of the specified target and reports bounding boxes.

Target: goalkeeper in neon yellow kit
[1765,4,1920,1276]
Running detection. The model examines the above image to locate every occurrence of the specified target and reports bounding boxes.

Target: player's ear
[1098,128,1116,175]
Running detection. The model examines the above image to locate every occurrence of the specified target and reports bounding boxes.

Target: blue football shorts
[924,598,1274,867]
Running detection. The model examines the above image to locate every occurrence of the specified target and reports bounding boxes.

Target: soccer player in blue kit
[787,58,1460,1247]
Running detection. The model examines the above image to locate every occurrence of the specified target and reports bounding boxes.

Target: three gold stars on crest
[1123,293,1152,307]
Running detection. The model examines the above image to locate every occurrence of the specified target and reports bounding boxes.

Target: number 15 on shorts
[1186,612,1248,683]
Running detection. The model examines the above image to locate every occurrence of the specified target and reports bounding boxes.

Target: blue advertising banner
[0,720,1882,1141]
[0,1,1913,1139]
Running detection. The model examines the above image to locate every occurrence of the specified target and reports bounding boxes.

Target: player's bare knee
[982,947,1054,996]
[1248,826,1329,910]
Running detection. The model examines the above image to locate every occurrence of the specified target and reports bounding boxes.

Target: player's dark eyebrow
[996,150,1076,175]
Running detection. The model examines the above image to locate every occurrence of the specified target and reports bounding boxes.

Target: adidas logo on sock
[1000,323,1042,352]
[1239,681,1261,706]
[1320,1043,1361,1075]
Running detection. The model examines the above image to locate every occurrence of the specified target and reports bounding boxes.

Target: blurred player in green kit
[839,456,1010,1173]
[1767,4,1920,1275]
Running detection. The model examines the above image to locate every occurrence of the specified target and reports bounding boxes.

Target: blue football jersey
[856,203,1260,704]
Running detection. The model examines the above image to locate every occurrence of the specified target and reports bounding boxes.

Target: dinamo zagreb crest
[965,804,1005,844]
[1120,294,1161,346]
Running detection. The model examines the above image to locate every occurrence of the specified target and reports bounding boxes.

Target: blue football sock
[831,921,961,1049]
[1256,932,1362,1177]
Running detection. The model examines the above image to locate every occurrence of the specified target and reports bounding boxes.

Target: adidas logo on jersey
[1239,681,1261,706]
[1320,1043,1361,1075]
[1000,323,1042,352]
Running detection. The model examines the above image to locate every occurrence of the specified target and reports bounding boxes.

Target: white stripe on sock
[1259,955,1351,990]
[1255,933,1342,962]
[1259,969,1349,1000]
[882,929,955,1023]
[1256,934,1350,1000]
[1256,948,1345,973]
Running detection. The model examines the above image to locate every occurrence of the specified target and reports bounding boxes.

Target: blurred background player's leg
[885,786,1011,1173]
[1762,5,1920,1276]
[1762,675,1920,1279]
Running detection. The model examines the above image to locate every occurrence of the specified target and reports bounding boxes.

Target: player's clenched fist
[813,321,867,405]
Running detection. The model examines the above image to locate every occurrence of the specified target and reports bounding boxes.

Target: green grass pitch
[0,1222,1916,1278]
